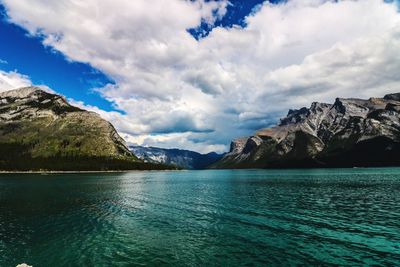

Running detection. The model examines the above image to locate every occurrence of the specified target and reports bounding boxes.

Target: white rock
[0,86,40,98]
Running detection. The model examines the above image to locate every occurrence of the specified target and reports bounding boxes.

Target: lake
[1,168,400,266]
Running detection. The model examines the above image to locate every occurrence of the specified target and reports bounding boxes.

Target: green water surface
[0,168,400,266]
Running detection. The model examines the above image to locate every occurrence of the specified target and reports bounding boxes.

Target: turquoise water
[1,169,400,266]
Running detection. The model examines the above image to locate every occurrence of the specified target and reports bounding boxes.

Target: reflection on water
[1,169,400,266]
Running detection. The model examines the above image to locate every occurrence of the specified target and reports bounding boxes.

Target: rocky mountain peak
[0,86,160,171]
[213,92,400,169]
[280,107,309,126]
[384,93,400,101]
[0,86,82,121]
[0,86,48,99]
[310,102,331,112]
[229,137,249,154]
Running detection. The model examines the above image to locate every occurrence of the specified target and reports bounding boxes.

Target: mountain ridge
[130,145,223,169]
[0,86,174,171]
[212,92,400,169]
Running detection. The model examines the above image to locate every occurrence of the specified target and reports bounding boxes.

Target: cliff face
[213,93,400,168]
[0,87,170,171]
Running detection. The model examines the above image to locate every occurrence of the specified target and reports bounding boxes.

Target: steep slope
[213,93,400,168]
[130,146,223,169]
[0,87,171,171]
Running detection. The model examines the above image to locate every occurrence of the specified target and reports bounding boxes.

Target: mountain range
[212,93,400,168]
[2,87,400,170]
[130,146,223,169]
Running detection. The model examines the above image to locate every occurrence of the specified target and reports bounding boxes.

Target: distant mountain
[0,87,173,171]
[130,146,223,169]
[212,93,400,169]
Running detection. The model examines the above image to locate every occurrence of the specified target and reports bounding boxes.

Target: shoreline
[1,166,400,174]
[0,169,184,174]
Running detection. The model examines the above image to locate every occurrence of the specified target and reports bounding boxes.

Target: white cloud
[0,70,31,92]
[262,30,400,109]
[2,0,400,153]
[123,132,227,154]
[0,69,58,95]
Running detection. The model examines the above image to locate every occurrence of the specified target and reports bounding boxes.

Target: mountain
[130,146,223,169]
[212,93,400,169]
[0,87,172,171]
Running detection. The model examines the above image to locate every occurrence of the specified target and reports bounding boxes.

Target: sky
[0,0,400,153]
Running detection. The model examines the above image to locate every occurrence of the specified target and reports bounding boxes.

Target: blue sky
[189,0,277,39]
[0,1,273,111]
[1,0,400,153]
[0,4,116,111]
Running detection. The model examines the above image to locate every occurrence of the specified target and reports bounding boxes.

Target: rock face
[213,93,400,168]
[130,146,223,169]
[0,87,169,171]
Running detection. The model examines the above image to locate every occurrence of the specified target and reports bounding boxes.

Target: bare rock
[213,92,400,168]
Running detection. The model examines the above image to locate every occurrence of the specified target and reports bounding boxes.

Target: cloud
[0,69,58,95]
[2,0,400,153]
[0,70,31,92]
[123,132,227,155]
[262,30,400,109]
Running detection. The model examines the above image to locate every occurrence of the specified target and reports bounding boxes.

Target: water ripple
[1,169,400,266]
